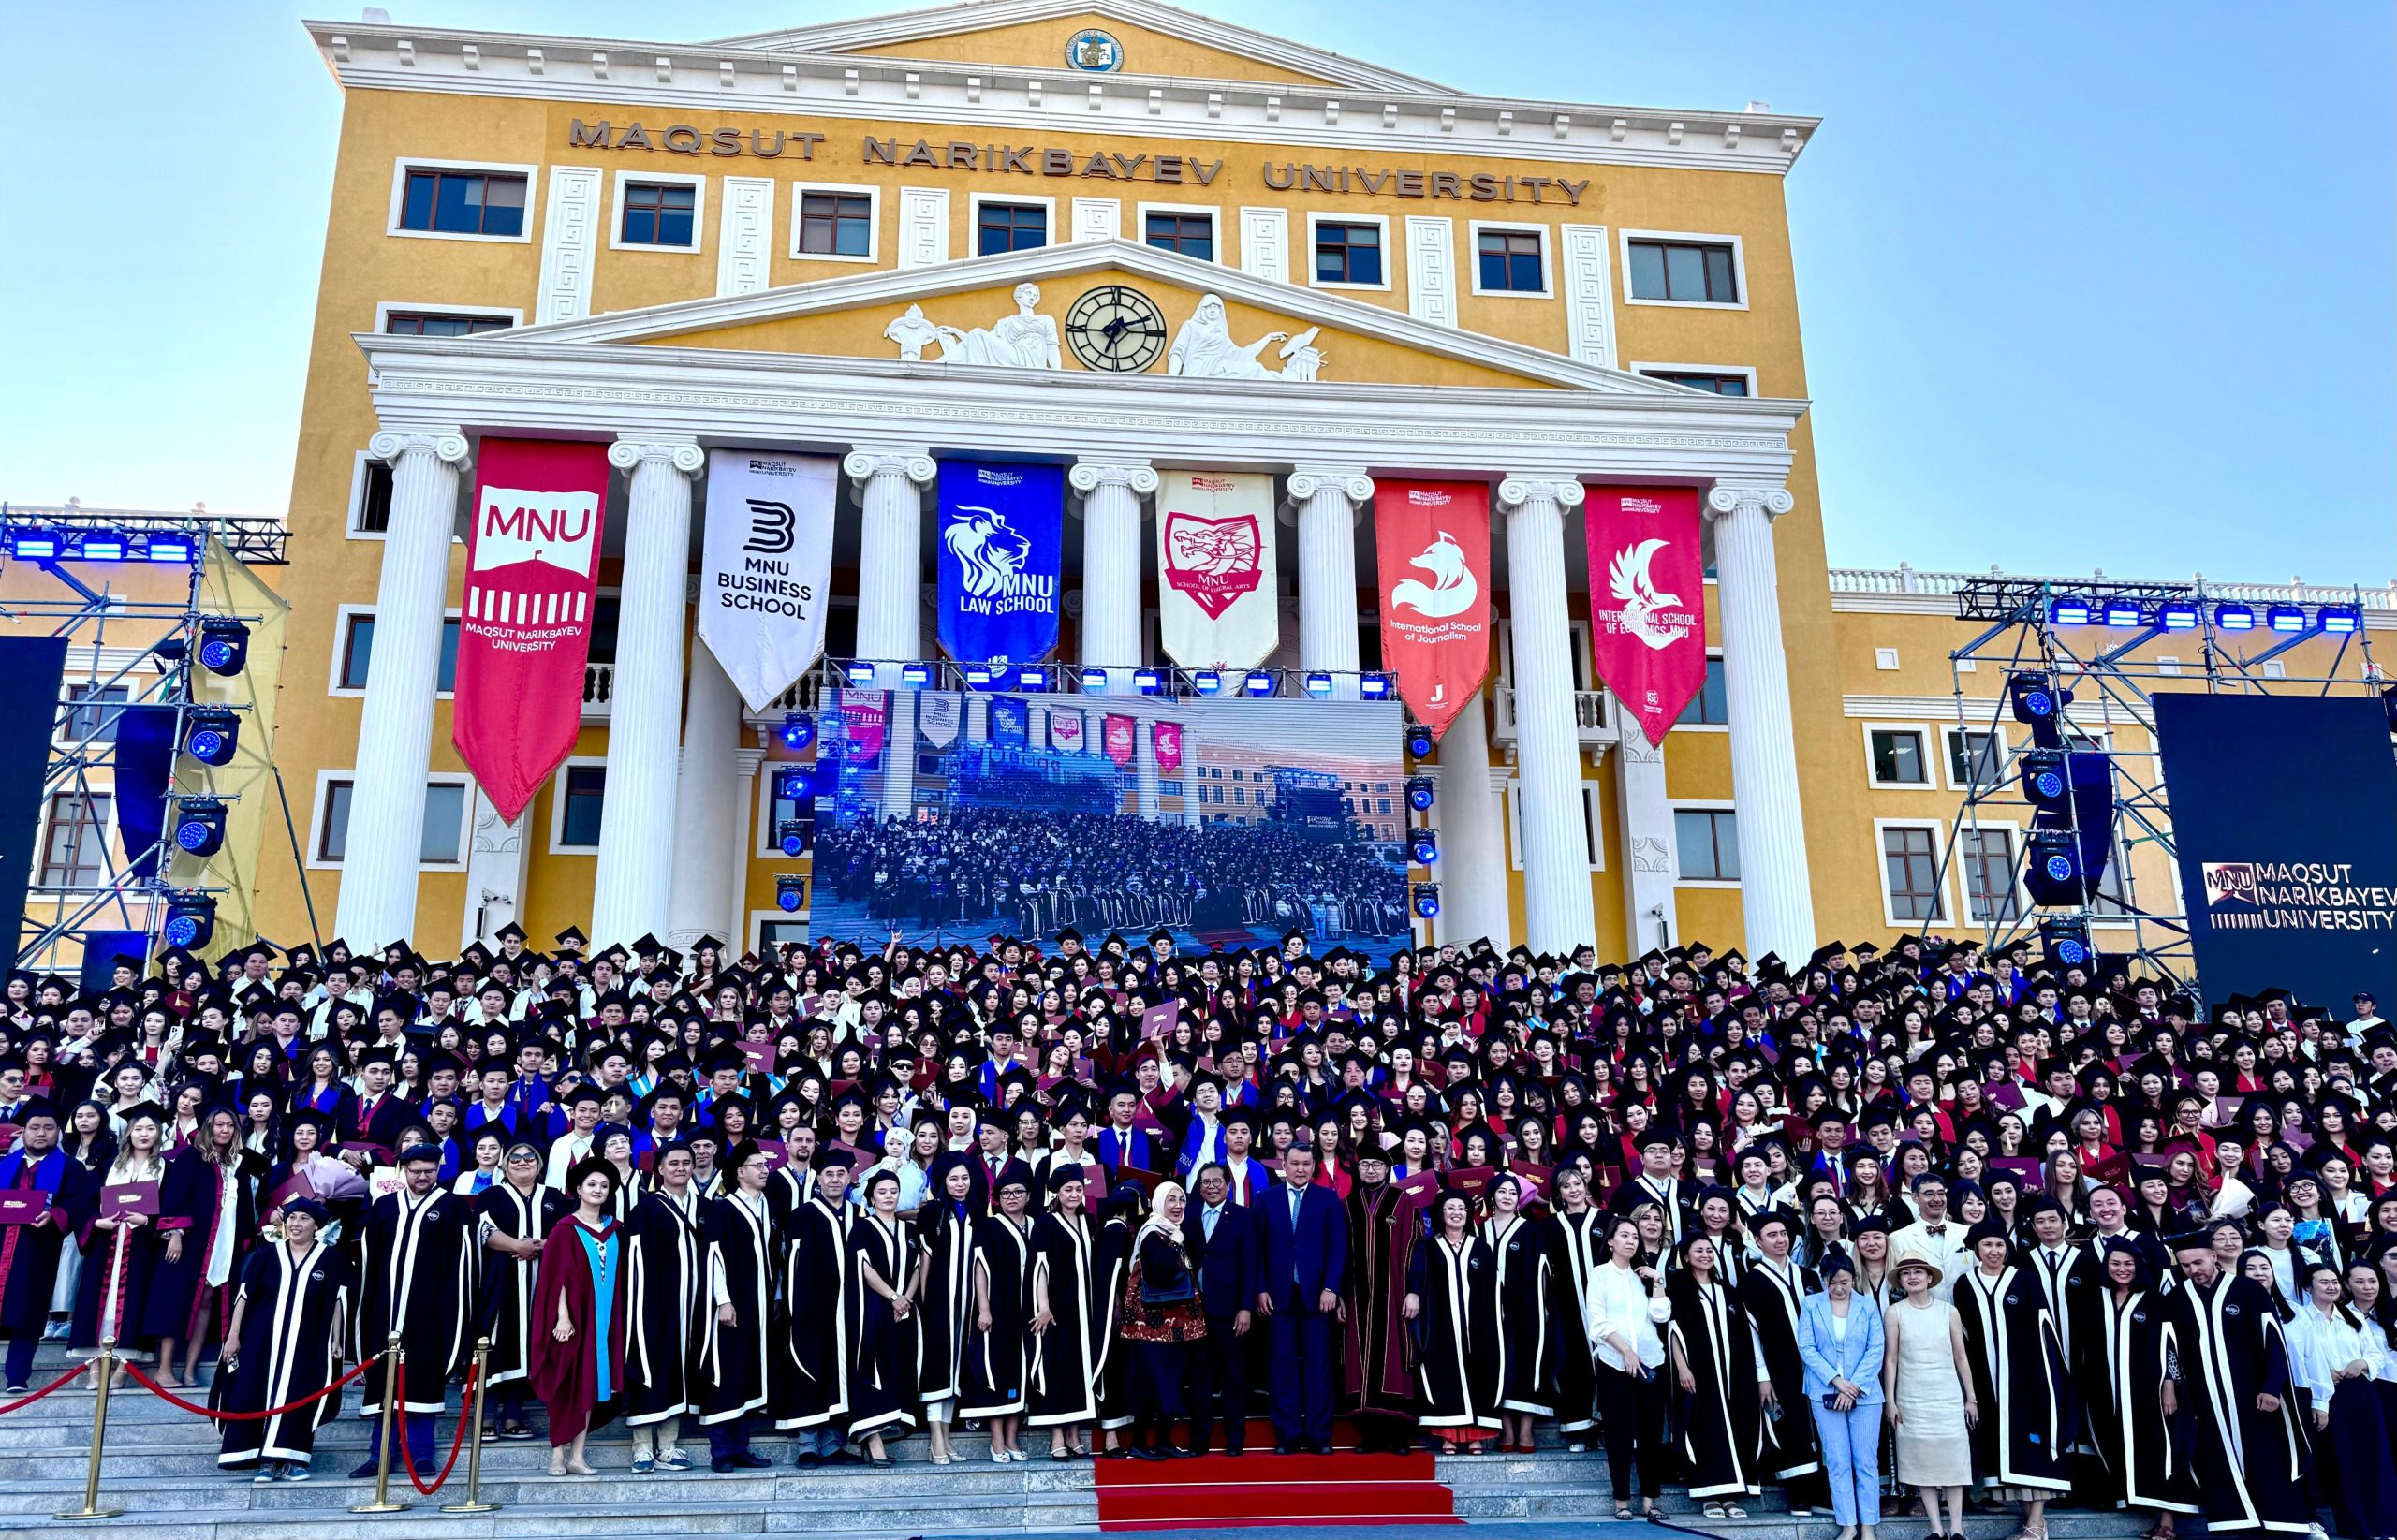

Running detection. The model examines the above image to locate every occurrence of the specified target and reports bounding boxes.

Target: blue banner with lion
[936,460,1064,664]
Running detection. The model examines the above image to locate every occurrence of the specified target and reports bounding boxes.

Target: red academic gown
[529,1215,629,1444]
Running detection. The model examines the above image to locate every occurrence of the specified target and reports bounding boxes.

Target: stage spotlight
[2101,599,2144,628]
[845,659,877,686]
[2007,670,2058,726]
[162,894,216,949]
[1411,882,1441,920]
[778,712,816,752]
[776,816,808,858]
[2024,829,2084,906]
[1080,667,1109,692]
[1193,670,1223,697]
[1303,672,1334,697]
[900,661,932,688]
[1360,673,1392,699]
[2266,605,2307,634]
[2049,595,2094,626]
[183,708,239,766]
[2018,749,2069,809]
[1243,671,1275,697]
[1133,668,1164,695]
[2158,600,2199,631]
[963,664,997,689]
[2214,603,2255,632]
[198,619,249,676]
[775,874,807,913]
[80,535,126,562]
[1406,775,1435,813]
[143,536,194,565]
[2321,606,2360,636]
[774,767,805,802]
[1404,723,1435,759]
[2038,915,2094,970]
[4,529,58,560]
[1408,828,1440,865]
[1016,666,1048,691]
[172,798,227,858]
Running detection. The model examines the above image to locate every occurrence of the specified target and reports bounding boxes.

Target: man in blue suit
[1185,1162,1261,1455]
[1257,1140,1346,1454]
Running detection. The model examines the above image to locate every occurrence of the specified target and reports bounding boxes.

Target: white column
[1069,460,1157,692]
[1706,481,1816,963]
[337,429,467,948]
[1286,466,1370,698]
[667,643,743,947]
[882,687,918,814]
[1182,721,1204,828]
[1611,713,1680,955]
[1496,476,1597,955]
[967,695,991,742]
[842,448,936,683]
[1135,717,1160,819]
[731,745,765,949]
[1433,688,1510,946]
[591,437,703,950]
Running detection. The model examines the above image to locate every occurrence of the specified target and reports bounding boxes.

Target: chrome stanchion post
[441,1339,500,1514]
[352,1335,410,1513]
[52,1339,122,1520]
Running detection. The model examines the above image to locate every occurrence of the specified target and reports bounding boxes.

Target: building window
[1144,211,1214,260]
[38,794,110,887]
[559,766,607,848]
[383,311,513,337]
[62,683,129,743]
[1640,369,1749,396]
[1947,727,2004,790]
[797,190,873,257]
[1881,826,1946,922]
[1476,228,1544,292]
[760,918,809,950]
[318,780,464,864]
[398,168,526,237]
[1869,728,1929,786]
[1677,657,1728,726]
[1314,221,1383,286]
[1675,809,1739,882]
[620,180,698,247]
[339,614,461,693]
[1963,827,2022,922]
[355,460,394,534]
[1627,238,1739,303]
[977,201,1048,255]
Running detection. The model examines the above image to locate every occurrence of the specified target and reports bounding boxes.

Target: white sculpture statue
[882,283,1062,369]
[1167,294,1323,381]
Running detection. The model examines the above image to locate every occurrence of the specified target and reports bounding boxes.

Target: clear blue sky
[2,2,2389,582]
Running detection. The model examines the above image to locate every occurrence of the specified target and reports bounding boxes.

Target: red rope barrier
[392,1353,477,1496]
[0,1364,83,1416]
[123,1354,381,1421]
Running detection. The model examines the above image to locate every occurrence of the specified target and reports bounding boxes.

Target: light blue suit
[1795,1292,1886,1524]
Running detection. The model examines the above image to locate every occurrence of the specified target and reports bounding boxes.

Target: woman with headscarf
[216,1198,350,1483]
[531,1157,629,1476]
[917,1151,978,1464]
[1121,1179,1206,1459]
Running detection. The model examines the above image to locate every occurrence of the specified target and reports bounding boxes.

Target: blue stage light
[1243,671,1275,697]
[1360,674,1392,699]
[2321,606,2360,635]
[1304,672,1333,697]
[2267,605,2307,634]
[1193,670,1223,696]
[162,894,216,948]
[1134,668,1164,695]
[2007,670,2057,725]
[1411,882,1441,920]
[2214,603,2255,632]
[6,531,57,559]
[2102,599,2144,628]
[776,816,807,858]
[846,659,877,685]
[2019,749,2069,809]
[1017,666,1048,691]
[183,708,239,766]
[1408,829,1440,865]
[775,874,806,913]
[1406,775,1435,813]
[963,664,997,688]
[2039,916,2093,969]
[81,535,125,562]
[2049,595,2094,626]
[144,537,193,565]
[2158,601,2199,631]
[1080,667,1110,692]
[900,661,932,687]
[172,798,227,858]
[779,712,816,752]
[198,619,248,676]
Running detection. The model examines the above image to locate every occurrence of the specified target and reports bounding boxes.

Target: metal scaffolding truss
[1927,575,2386,997]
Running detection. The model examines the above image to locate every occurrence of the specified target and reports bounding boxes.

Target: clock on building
[1065,285,1169,373]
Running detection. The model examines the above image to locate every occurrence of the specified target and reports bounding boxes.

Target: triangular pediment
[493,241,1709,397]
[711,0,1448,95]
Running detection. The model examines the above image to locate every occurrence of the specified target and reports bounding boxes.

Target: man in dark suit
[1185,1161,1260,1455]
[1256,1140,1346,1454]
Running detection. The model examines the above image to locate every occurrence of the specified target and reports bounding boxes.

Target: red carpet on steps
[1093,1449,1462,1531]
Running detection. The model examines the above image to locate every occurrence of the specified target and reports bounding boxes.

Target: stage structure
[0,503,291,972]
[1929,571,2388,999]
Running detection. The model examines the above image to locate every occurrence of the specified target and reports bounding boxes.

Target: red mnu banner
[1582,486,1706,747]
[1372,480,1491,740]
[452,438,611,823]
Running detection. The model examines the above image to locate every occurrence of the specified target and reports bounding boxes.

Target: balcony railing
[1831,563,2397,609]
[1493,683,1611,744]
[581,662,817,722]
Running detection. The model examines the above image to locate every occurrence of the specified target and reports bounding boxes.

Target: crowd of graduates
[3,920,2397,1540]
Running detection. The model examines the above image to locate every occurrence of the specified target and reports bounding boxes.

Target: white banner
[1156,470,1278,670]
[1047,704,1085,753]
[919,691,963,748]
[699,449,838,712]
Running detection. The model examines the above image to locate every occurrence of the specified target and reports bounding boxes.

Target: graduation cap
[554,927,588,953]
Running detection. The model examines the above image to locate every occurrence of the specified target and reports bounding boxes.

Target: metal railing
[1831,563,2397,609]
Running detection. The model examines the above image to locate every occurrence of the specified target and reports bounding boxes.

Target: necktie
[1289,1187,1302,1230]
[1204,1207,1218,1241]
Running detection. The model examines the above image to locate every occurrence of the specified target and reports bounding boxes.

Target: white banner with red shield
[1156,470,1278,670]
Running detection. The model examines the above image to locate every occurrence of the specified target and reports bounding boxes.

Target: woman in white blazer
[1796,1250,1887,1540]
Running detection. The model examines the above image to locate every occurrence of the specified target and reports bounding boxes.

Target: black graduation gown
[1669,1270,1763,1499]
[2081,1287,2199,1515]
[1740,1258,1829,1503]
[699,1189,781,1427]
[778,1195,853,1430]
[143,1150,254,1343]
[0,1150,86,1335]
[69,1159,169,1358]
[963,1214,1035,1418]
[1027,1210,1103,1428]
[476,1181,572,1388]
[1544,1207,1604,1432]
[624,1187,706,1426]
[217,1240,352,1465]
[2020,1241,2102,1456]
[2167,1275,2311,1534]
[1952,1264,2072,1494]
[1093,1214,1133,1430]
[1407,1232,1497,1432]
[845,1213,919,1438]
[353,1186,477,1414]
[916,1202,976,1407]
[1485,1213,1554,1416]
